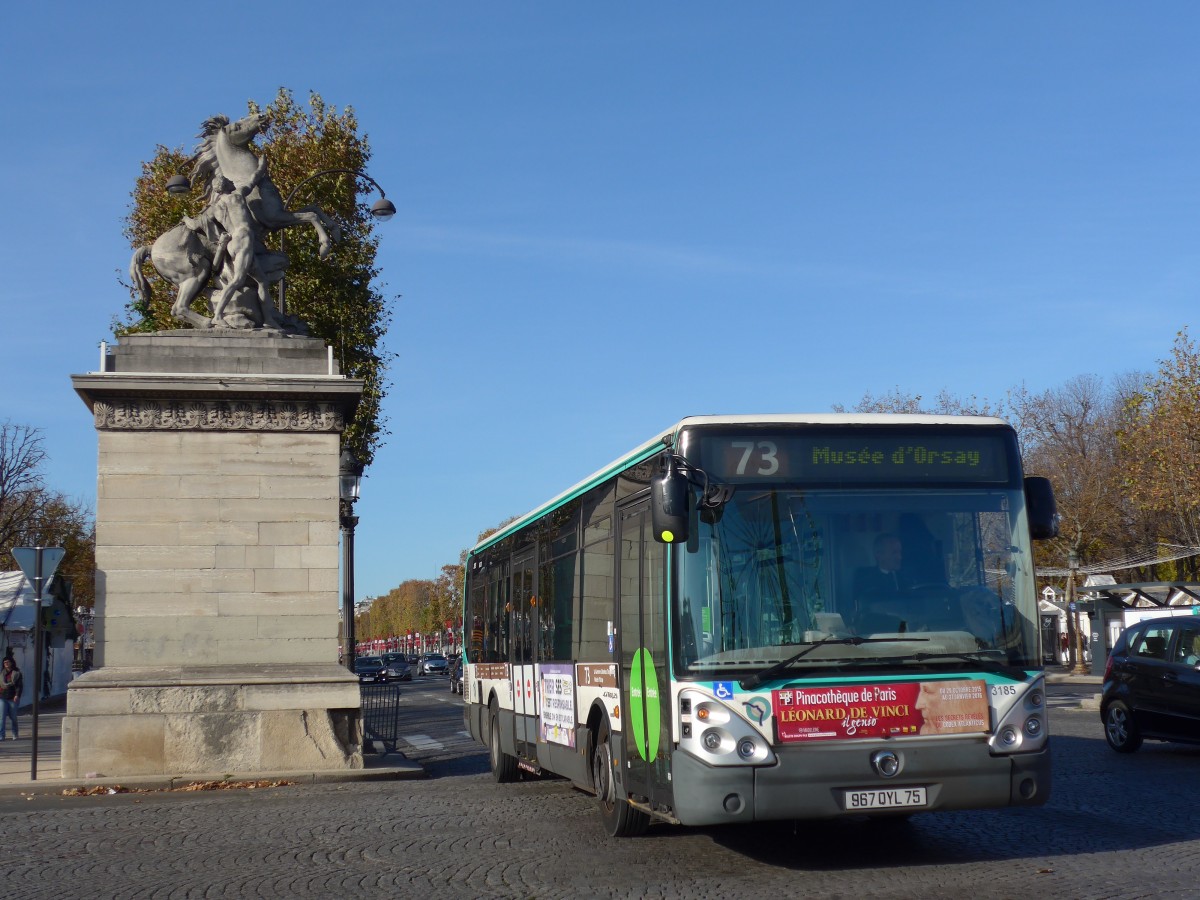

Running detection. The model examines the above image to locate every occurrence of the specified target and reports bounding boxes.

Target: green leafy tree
[120,88,394,465]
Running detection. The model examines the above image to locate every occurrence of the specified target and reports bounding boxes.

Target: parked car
[354,655,388,684]
[448,657,464,694]
[1100,615,1200,752]
[380,653,412,682]
[419,653,449,676]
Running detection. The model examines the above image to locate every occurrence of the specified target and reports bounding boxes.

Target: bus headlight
[679,688,776,767]
[988,675,1049,755]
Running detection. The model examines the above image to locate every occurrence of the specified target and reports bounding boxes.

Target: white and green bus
[462,415,1059,836]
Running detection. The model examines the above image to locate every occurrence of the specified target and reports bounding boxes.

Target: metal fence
[360,683,402,753]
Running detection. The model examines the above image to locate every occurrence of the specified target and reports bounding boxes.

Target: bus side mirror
[1024,476,1059,540]
[652,469,690,544]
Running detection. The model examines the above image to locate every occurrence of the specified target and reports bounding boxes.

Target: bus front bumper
[669,739,1051,827]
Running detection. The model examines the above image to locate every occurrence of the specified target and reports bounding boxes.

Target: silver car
[420,654,449,675]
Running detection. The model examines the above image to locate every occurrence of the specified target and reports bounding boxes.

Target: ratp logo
[743,697,770,726]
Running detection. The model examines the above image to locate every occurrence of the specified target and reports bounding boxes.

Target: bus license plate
[842,787,927,810]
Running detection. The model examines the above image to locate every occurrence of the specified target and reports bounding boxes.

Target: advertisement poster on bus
[539,663,576,748]
[773,680,989,743]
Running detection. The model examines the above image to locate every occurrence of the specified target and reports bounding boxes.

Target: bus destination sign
[698,432,1010,483]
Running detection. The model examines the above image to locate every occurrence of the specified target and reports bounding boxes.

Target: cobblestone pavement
[3,684,1198,899]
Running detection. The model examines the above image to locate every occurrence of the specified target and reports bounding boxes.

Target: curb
[0,757,425,798]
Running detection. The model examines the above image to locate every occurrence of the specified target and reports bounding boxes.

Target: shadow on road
[702,733,1200,870]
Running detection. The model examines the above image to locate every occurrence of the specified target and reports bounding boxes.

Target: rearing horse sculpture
[192,112,340,258]
[129,222,220,330]
[130,111,340,331]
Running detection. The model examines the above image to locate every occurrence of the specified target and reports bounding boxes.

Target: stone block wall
[63,332,368,778]
[95,428,341,667]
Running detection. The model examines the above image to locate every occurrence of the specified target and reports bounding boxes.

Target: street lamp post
[277,168,395,317]
[339,448,364,673]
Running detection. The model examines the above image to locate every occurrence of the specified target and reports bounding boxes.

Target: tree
[1014,375,1127,572]
[358,579,435,641]
[120,88,394,466]
[832,387,1009,420]
[12,493,96,609]
[1120,330,1200,555]
[0,421,47,552]
[0,421,96,607]
[431,564,464,634]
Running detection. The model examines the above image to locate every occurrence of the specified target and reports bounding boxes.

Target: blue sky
[2,3,1198,600]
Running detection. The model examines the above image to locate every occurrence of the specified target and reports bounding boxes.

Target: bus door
[511,550,537,727]
[617,500,673,810]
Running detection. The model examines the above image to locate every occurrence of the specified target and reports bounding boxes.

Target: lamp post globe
[370,197,397,221]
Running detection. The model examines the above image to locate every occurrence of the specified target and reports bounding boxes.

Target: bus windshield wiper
[738,635,926,690]
[884,651,1028,681]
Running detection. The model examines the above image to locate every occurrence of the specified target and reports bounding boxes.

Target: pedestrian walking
[1,656,22,740]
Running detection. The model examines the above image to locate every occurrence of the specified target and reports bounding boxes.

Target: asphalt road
[3,677,1197,899]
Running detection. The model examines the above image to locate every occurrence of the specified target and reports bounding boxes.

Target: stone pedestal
[63,331,366,778]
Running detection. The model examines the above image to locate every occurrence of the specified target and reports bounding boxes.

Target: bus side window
[577,536,614,660]
[467,581,486,663]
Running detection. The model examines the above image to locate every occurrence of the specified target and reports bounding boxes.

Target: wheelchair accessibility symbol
[713,681,735,700]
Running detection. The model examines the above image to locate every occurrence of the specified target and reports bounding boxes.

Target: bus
[461,414,1059,836]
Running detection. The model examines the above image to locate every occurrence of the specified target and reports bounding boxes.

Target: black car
[1101,615,1200,752]
[448,657,464,694]
[380,652,413,682]
[354,655,388,684]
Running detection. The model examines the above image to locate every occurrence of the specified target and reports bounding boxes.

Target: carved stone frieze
[93,398,344,432]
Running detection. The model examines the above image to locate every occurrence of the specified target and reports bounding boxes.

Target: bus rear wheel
[592,720,649,838]
[489,706,519,782]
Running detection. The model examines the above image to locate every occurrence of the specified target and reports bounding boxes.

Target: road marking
[401,734,444,751]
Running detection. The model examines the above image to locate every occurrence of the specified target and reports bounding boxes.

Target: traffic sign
[11,546,65,604]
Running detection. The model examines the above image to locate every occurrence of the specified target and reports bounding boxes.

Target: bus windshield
[674,485,1039,677]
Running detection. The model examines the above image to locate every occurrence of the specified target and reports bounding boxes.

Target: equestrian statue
[129,111,339,334]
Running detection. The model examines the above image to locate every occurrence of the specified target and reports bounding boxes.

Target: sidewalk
[0,700,424,797]
[1043,666,1103,685]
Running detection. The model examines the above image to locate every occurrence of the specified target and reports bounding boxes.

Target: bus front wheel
[489,705,519,782]
[592,720,649,838]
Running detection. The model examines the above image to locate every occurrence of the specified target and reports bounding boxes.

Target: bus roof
[468,413,1013,555]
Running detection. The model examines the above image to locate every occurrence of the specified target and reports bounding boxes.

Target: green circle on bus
[629,647,661,762]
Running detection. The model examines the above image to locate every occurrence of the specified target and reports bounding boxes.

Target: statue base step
[60,664,363,779]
